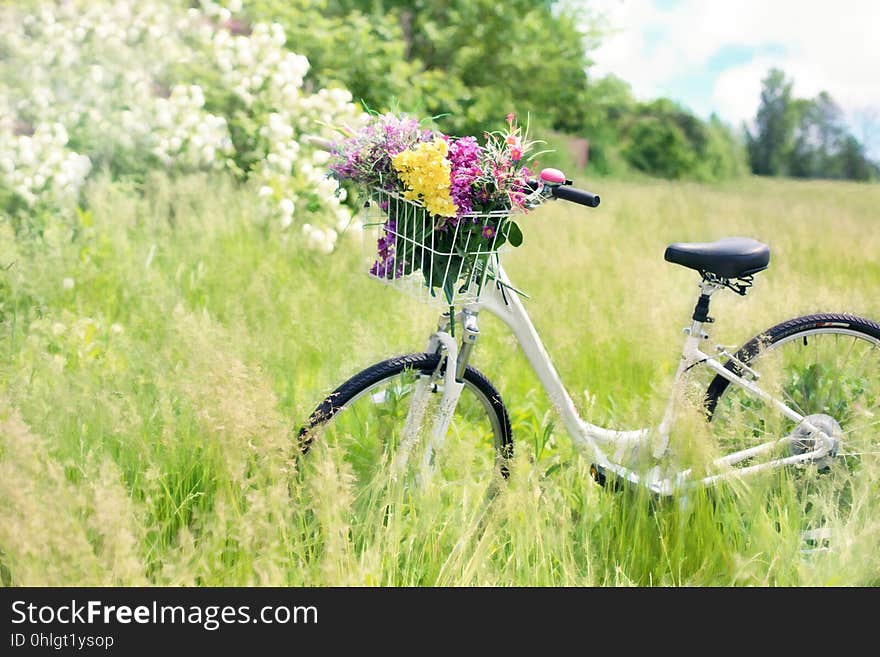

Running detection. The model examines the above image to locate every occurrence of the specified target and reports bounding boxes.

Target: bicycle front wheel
[298,353,512,489]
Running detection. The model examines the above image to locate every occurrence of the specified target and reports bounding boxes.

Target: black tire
[705,313,880,417]
[298,353,513,477]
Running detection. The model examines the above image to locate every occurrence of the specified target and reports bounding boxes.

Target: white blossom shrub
[0,121,91,209]
[0,0,363,251]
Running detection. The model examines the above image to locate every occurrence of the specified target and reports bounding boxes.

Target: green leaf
[443,275,455,305]
[507,221,523,247]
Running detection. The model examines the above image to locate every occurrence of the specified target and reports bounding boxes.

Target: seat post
[692,293,712,323]
[690,278,725,330]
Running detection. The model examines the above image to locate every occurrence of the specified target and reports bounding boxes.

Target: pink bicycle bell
[539,168,566,184]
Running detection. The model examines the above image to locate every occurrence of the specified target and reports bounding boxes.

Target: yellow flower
[391,139,456,218]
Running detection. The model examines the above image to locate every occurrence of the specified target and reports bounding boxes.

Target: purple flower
[482,225,496,240]
[370,219,404,279]
[448,136,481,217]
[329,113,433,190]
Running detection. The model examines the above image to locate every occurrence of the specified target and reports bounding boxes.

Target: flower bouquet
[329,113,540,303]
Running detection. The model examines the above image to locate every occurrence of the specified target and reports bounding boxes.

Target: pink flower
[506,113,515,124]
[510,146,523,161]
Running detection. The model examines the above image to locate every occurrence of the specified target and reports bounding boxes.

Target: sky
[586,0,880,156]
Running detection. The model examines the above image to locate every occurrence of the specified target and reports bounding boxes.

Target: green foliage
[247,0,594,136]
[837,135,878,181]
[246,0,423,112]
[619,99,747,180]
[699,115,750,180]
[624,116,696,179]
[576,74,637,175]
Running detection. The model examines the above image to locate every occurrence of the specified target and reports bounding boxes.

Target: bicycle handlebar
[551,184,600,208]
[526,172,600,208]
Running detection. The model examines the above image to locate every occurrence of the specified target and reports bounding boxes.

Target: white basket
[360,186,516,306]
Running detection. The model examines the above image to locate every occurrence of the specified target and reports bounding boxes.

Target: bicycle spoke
[781,387,807,417]
[842,418,880,435]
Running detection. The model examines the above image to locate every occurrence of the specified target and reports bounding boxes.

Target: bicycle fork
[393,309,480,480]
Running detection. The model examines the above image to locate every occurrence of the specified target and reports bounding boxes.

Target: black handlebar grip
[552,185,600,208]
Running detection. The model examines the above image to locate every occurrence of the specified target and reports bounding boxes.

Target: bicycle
[298,164,880,504]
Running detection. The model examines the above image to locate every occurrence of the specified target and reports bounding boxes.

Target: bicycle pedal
[590,463,627,493]
[801,527,833,551]
[589,464,624,491]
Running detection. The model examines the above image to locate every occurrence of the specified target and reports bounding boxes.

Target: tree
[837,135,879,181]
[623,115,696,179]
[747,70,876,181]
[248,0,598,137]
[576,74,637,173]
[701,114,749,180]
[620,99,747,180]
[747,68,796,175]
[787,90,876,180]
[788,97,823,178]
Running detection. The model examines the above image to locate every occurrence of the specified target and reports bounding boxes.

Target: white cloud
[589,0,880,130]
[711,57,773,127]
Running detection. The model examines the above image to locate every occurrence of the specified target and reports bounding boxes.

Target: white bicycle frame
[413,263,837,495]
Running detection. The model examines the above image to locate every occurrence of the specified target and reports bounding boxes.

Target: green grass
[2,172,879,585]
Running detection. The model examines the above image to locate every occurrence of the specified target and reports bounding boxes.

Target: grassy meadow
[2,173,879,585]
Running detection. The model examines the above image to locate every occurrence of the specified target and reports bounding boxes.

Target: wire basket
[361,186,515,306]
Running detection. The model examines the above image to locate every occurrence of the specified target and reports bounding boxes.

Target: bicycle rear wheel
[705,313,880,527]
[298,353,512,490]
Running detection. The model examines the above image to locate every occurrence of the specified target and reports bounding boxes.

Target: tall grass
[1,173,879,585]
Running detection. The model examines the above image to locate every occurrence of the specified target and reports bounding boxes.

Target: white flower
[270,22,286,46]
[62,277,75,290]
[317,178,337,197]
[0,0,363,247]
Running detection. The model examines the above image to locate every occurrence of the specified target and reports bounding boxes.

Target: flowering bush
[0,0,363,251]
[329,112,540,300]
[0,123,91,210]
